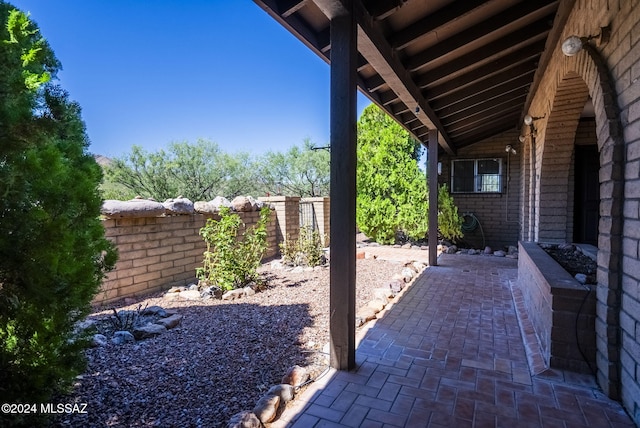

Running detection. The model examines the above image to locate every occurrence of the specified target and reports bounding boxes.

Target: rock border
[225,256,427,427]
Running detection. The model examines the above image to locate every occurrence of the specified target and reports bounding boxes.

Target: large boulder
[211,196,233,210]
[101,198,166,218]
[231,196,254,212]
[163,197,194,215]
[253,394,280,424]
[132,323,166,340]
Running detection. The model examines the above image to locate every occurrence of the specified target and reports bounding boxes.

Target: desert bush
[280,226,325,267]
[196,207,270,291]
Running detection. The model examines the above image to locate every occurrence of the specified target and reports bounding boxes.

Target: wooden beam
[426,61,537,103]
[406,15,554,74]
[428,130,439,267]
[433,74,534,116]
[280,0,309,17]
[389,0,486,50]
[422,46,544,95]
[328,4,357,371]
[351,0,456,155]
[362,0,406,20]
[405,1,557,72]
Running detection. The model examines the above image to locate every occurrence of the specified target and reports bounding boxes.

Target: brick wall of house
[521,0,640,420]
[97,210,277,305]
[438,129,521,250]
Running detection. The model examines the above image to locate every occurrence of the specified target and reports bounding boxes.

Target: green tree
[0,3,117,420]
[256,138,330,197]
[103,139,259,201]
[356,104,430,244]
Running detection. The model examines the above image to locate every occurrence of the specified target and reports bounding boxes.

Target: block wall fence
[95,196,329,306]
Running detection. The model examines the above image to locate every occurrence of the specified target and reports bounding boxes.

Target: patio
[272,253,634,427]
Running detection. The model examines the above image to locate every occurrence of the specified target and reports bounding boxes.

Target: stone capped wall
[97,211,277,305]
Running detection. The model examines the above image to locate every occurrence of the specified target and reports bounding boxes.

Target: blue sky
[11,0,371,158]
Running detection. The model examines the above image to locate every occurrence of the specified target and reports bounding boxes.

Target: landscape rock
[356,306,378,326]
[194,201,217,214]
[111,330,135,345]
[227,411,262,428]
[231,196,254,212]
[178,290,202,300]
[413,261,426,271]
[133,323,166,340]
[493,250,506,257]
[155,314,183,329]
[253,394,280,424]
[282,365,309,387]
[92,333,108,347]
[373,287,394,302]
[101,199,166,218]
[247,196,263,210]
[243,286,256,297]
[389,279,405,293]
[483,246,493,254]
[367,300,385,312]
[267,384,295,403]
[401,267,415,282]
[222,289,247,301]
[211,196,232,210]
[141,305,167,317]
[163,197,194,215]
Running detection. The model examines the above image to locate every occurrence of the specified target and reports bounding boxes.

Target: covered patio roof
[253,0,573,155]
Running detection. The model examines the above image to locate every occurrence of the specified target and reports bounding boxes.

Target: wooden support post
[329,6,357,371]
[428,129,439,267]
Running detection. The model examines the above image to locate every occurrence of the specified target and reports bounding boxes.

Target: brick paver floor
[272,253,635,427]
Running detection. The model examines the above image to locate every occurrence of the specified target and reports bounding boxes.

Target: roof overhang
[253,0,575,154]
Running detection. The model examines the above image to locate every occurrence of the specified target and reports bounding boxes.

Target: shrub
[438,184,463,242]
[0,4,117,421]
[196,206,271,291]
[280,226,325,267]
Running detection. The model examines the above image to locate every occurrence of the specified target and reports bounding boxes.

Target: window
[451,159,502,193]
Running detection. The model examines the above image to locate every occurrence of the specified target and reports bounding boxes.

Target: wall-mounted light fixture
[523,114,544,126]
[561,25,610,56]
[505,145,517,155]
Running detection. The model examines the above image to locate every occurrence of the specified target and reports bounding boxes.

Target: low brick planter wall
[517,241,596,373]
[96,211,277,306]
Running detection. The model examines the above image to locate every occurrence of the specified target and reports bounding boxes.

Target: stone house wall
[516,0,640,421]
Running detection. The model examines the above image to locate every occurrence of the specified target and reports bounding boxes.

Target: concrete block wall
[96,210,277,305]
[259,196,301,246]
[438,129,521,250]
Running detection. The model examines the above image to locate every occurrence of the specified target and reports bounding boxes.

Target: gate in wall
[299,200,318,232]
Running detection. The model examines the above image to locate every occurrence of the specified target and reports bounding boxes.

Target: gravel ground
[49,258,410,427]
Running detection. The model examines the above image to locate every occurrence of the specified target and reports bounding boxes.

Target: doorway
[573,144,599,245]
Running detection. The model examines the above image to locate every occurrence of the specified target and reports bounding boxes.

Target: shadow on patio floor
[271,254,634,427]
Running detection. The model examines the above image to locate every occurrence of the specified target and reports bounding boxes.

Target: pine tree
[356,104,430,244]
[0,3,117,421]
